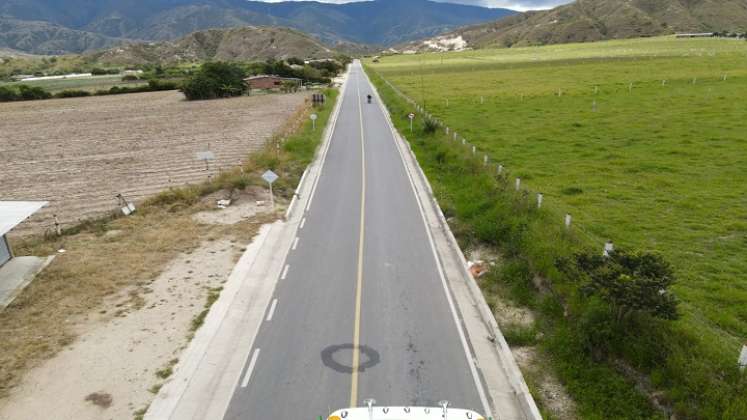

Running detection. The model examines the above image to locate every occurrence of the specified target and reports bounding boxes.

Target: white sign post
[408,113,415,132]
[262,170,279,209]
[310,113,318,131]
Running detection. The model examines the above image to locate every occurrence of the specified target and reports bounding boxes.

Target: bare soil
[0,90,306,235]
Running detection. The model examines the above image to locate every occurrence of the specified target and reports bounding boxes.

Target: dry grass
[0,193,276,399]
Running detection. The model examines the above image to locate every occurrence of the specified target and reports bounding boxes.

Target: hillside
[87,26,337,66]
[0,0,515,54]
[405,0,747,51]
[0,17,122,55]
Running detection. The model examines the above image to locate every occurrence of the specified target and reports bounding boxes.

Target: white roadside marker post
[310,113,318,131]
[497,164,503,175]
[408,112,415,132]
[537,193,543,209]
[565,214,572,229]
[515,177,521,191]
[603,241,615,257]
[739,344,747,371]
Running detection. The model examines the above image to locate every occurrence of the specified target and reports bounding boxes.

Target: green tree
[558,250,679,323]
[181,62,247,101]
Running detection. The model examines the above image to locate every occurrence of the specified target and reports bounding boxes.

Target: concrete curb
[363,67,542,420]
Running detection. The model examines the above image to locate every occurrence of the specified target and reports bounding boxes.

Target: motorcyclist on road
[367,94,372,103]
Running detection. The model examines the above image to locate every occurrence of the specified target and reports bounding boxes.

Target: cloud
[436,0,572,11]
[257,0,574,12]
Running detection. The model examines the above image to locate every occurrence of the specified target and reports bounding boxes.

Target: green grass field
[0,74,147,93]
[366,36,747,417]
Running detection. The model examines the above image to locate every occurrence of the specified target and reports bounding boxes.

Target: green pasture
[0,74,147,93]
[366,36,747,417]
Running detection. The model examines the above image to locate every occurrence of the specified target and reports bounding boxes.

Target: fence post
[603,241,614,257]
[537,193,543,209]
[515,178,521,191]
[565,214,572,229]
[484,154,488,166]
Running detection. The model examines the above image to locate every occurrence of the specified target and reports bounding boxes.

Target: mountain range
[0,0,515,54]
[87,26,338,65]
[406,0,747,51]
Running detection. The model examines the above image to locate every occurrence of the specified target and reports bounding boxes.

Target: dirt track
[0,91,306,235]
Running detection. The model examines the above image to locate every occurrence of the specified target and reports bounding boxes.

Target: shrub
[557,250,679,324]
[122,74,139,81]
[91,67,118,76]
[55,90,91,98]
[17,85,52,100]
[422,118,438,134]
[181,62,246,101]
[0,85,19,101]
[148,79,179,91]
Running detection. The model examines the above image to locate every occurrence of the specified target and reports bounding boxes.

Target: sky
[258,0,574,12]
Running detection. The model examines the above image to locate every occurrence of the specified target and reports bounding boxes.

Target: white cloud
[254,0,574,11]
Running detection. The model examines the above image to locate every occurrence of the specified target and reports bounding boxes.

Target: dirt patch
[513,347,578,420]
[0,90,307,235]
[0,189,278,419]
[192,187,274,226]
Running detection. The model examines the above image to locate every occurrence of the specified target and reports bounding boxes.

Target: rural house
[245,75,302,90]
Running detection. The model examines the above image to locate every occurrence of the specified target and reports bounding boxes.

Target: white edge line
[363,66,494,419]
[266,299,278,321]
[240,349,261,388]
[292,237,300,250]
[280,264,289,280]
[300,217,306,229]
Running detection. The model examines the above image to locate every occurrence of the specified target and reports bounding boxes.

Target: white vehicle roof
[328,407,485,420]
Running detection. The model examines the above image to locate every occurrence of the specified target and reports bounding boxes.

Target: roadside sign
[262,170,279,209]
[196,151,215,171]
[262,170,279,185]
[196,151,215,161]
[310,113,318,130]
[408,113,415,132]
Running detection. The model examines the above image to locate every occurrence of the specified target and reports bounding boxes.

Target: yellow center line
[350,67,366,408]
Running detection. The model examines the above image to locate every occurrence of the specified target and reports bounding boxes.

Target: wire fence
[372,69,626,255]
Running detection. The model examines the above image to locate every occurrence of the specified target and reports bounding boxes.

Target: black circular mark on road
[321,344,380,374]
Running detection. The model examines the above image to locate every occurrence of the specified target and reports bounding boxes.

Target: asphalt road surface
[223,61,487,420]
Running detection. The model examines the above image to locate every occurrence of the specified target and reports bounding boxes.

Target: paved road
[223,61,486,419]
